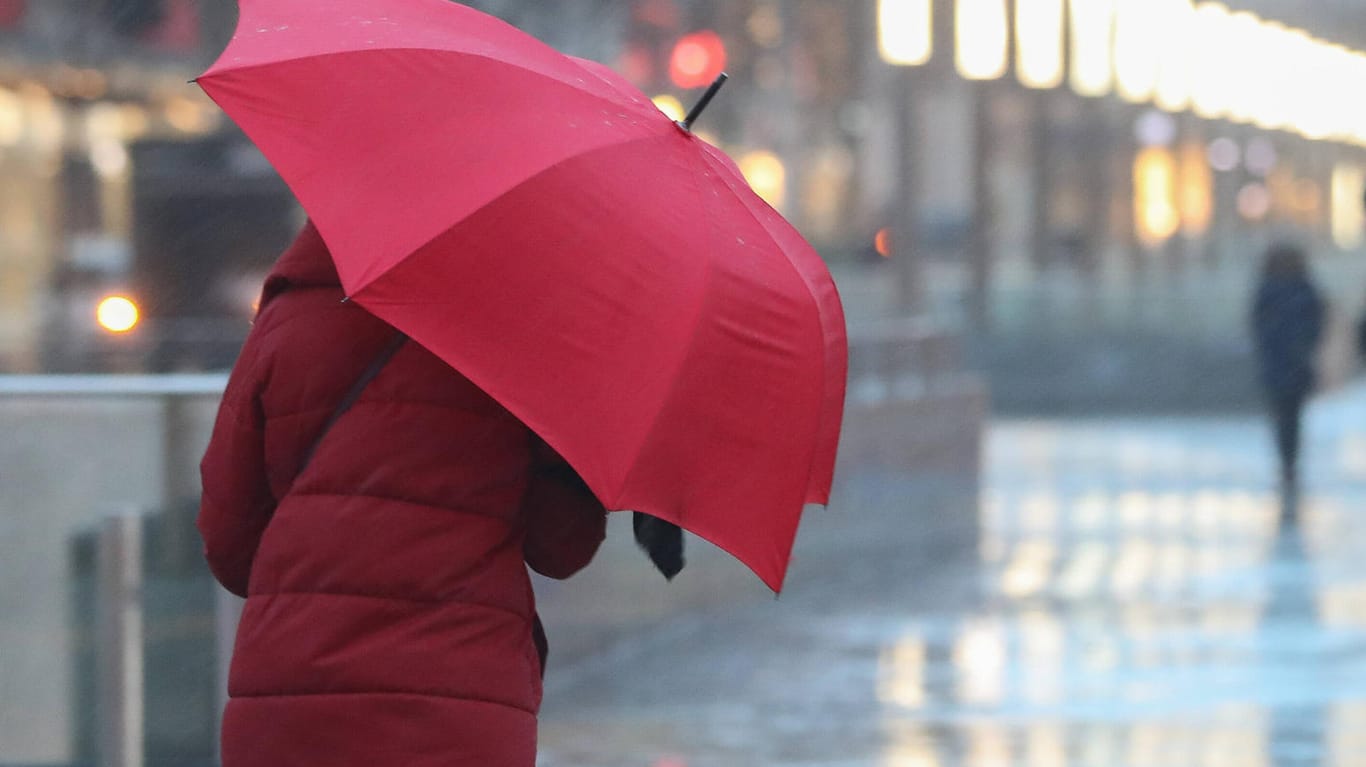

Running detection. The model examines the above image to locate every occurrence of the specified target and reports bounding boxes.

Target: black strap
[299,332,409,471]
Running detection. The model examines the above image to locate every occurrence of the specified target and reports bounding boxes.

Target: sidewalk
[535,385,1366,767]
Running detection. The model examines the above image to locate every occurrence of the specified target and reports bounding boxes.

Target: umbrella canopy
[198,0,846,591]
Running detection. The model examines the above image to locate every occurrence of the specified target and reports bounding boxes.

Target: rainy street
[536,384,1366,767]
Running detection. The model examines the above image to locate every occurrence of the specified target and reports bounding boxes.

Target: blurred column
[97,510,144,767]
[892,69,924,315]
[878,0,937,315]
[967,82,996,329]
[958,0,1011,329]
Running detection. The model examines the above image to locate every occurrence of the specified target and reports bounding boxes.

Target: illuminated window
[1154,0,1194,112]
[1016,0,1065,89]
[956,0,1009,80]
[1069,0,1114,97]
[1113,0,1161,103]
[878,0,932,66]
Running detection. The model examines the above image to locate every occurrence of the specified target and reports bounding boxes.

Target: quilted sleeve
[521,437,607,580]
[197,326,276,597]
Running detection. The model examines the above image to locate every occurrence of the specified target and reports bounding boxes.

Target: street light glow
[96,296,140,334]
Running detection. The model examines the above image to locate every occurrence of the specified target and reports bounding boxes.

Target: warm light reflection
[1057,541,1108,597]
[1027,725,1068,767]
[1331,164,1365,249]
[1001,540,1056,597]
[879,0,933,66]
[1016,0,1065,89]
[882,734,941,767]
[954,620,1007,704]
[966,725,1013,766]
[1134,147,1181,246]
[1111,539,1157,595]
[1179,142,1214,236]
[1019,612,1065,704]
[877,634,927,709]
[1069,0,1115,96]
[1329,701,1366,767]
[956,0,1009,80]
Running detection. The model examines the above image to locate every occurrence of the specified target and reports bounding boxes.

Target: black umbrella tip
[678,72,730,133]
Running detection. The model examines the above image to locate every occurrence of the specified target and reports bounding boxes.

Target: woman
[198,221,607,766]
[1251,241,1325,495]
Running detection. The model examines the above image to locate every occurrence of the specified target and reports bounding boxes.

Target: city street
[536,385,1366,767]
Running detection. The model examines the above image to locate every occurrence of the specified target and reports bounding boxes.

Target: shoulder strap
[299,331,409,471]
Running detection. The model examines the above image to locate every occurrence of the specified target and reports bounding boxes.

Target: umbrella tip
[677,72,729,133]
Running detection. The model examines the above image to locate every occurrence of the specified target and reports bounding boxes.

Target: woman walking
[1251,241,1325,501]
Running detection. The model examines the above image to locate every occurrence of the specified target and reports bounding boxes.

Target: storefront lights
[1068,0,1114,97]
[1016,0,1065,89]
[1113,0,1161,103]
[957,0,1009,80]
[1189,2,1232,119]
[878,0,932,66]
[1153,0,1194,112]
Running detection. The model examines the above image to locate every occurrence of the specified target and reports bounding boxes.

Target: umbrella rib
[202,47,661,122]
[694,149,840,508]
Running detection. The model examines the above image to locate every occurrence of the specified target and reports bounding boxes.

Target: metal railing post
[96,510,144,767]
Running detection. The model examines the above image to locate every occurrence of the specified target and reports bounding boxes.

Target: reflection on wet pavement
[538,391,1366,767]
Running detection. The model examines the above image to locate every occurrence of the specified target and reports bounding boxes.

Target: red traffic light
[670,31,727,89]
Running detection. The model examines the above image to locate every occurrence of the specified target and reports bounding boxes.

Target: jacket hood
[261,220,341,308]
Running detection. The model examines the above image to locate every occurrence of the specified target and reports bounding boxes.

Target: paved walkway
[536,386,1366,767]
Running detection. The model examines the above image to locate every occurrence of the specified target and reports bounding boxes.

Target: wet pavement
[536,385,1366,767]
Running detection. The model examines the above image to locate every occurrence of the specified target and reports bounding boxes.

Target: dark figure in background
[1251,242,1325,504]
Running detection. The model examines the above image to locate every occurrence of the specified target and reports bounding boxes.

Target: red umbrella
[197,0,846,591]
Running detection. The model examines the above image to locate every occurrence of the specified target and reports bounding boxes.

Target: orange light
[670,31,727,89]
[875,227,895,257]
[96,295,140,334]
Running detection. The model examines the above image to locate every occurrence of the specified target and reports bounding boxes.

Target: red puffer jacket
[198,222,607,767]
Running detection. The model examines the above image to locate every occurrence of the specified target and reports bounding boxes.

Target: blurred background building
[3,0,1366,406]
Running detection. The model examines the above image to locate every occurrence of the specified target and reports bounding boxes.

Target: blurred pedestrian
[198,221,607,766]
[1250,241,1325,502]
